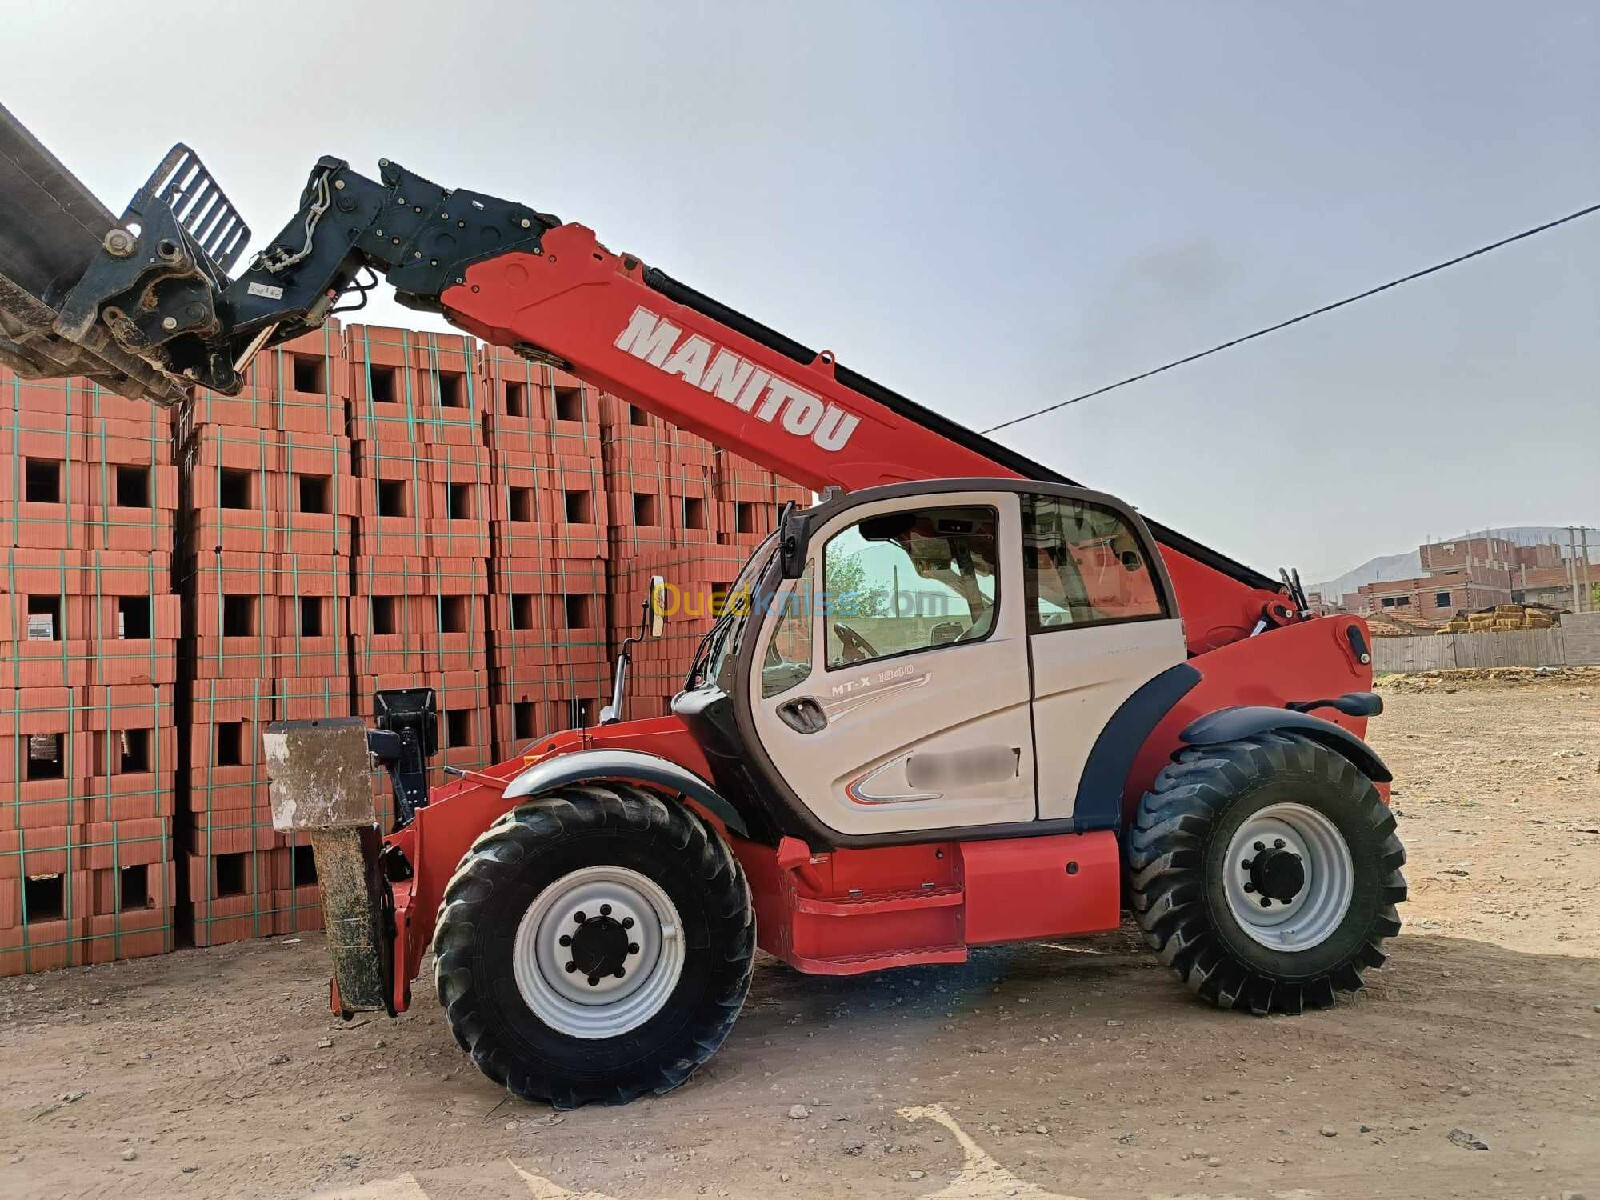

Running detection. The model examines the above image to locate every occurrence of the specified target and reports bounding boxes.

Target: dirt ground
[1,668,1597,1200]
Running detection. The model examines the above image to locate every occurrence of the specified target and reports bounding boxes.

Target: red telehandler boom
[0,116,1404,1107]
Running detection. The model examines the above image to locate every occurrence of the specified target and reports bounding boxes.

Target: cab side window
[1022,495,1167,631]
[761,565,815,698]
[823,505,999,669]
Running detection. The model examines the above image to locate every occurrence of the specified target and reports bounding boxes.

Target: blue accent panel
[1071,662,1202,828]
[1179,707,1392,783]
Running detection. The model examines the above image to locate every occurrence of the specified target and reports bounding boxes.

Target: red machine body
[350,224,1376,1012]
[383,619,1373,1012]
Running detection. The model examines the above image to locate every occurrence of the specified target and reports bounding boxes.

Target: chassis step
[794,883,963,918]
[790,943,968,975]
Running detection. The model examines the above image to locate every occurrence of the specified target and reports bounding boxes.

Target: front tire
[1128,732,1405,1014]
[433,783,754,1107]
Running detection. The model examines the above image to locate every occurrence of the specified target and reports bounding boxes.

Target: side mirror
[648,575,667,638]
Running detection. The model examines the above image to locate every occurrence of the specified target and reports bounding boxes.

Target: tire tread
[1129,732,1404,1015]
[433,783,754,1106]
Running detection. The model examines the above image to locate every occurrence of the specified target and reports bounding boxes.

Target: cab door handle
[776,697,827,734]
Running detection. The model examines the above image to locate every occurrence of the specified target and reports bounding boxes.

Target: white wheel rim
[512,865,685,1039]
[1223,802,1354,952]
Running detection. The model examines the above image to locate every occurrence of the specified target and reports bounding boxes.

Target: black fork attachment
[0,104,225,404]
[0,101,553,405]
[52,144,249,361]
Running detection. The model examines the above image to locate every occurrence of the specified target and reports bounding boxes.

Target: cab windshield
[689,534,777,690]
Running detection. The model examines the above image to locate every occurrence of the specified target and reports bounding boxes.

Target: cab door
[1020,492,1187,821]
[748,490,1036,838]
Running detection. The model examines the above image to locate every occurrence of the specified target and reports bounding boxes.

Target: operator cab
[674,479,1185,846]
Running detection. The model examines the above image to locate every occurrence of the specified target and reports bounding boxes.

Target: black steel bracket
[369,687,440,829]
[55,151,559,394]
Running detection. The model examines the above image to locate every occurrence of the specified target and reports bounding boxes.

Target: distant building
[1417,534,1517,576]
[1354,567,1510,623]
[1321,532,1592,627]
[1513,564,1589,608]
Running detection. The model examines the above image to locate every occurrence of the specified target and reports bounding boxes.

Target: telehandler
[0,109,1404,1106]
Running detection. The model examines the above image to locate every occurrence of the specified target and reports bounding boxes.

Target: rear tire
[1128,732,1405,1014]
[433,783,754,1106]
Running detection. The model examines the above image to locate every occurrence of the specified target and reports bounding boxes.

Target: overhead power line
[981,199,1600,436]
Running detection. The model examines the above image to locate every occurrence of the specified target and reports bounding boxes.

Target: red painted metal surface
[1125,614,1376,818]
[727,828,1122,974]
[961,831,1121,945]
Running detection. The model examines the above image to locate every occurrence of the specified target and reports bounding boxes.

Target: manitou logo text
[614,307,860,452]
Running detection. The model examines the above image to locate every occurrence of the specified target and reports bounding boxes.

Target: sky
[8,1,1597,580]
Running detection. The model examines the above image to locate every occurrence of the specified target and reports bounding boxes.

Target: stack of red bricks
[0,370,179,975]
[481,349,612,757]
[177,324,354,946]
[348,327,496,782]
[1,320,811,972]
[600,406,811,719]
[716,451,812,548]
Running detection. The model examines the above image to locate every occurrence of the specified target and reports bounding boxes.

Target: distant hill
[1312,525,1599,602]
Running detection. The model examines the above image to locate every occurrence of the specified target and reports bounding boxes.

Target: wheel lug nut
[615,966,626,978]
[559,934,572,946]
[565,961,577,973]
[574,911,586,923]
[600,904,612,916]
[1243,883,1255,893]
[1259,897,1271,908]
[627,942,639,954]
[1242,858,1254,871]
[621,917,634,929]
[1273,838,1285,850]
[587,976,600,987]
